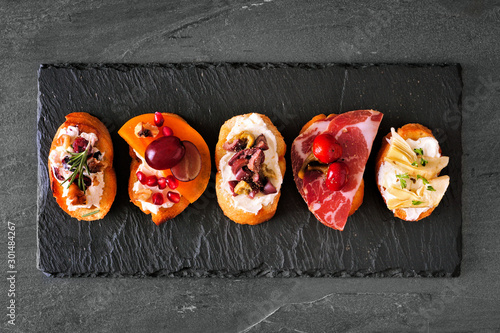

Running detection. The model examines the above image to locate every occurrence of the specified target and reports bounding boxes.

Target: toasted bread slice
[48,112,116,221]
[215,113,286,225]
[375,123,443,221]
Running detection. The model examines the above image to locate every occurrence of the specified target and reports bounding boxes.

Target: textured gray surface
[1,1,500,332]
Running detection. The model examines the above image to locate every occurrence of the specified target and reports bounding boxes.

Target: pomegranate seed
[157,177,167,190]
[167,191,180,203]
[162,126,173,137]
[166,175,179,189]
[154,112,164,127]
[146,175,158,187]
[136,171,147,184]
[152,193,164,205]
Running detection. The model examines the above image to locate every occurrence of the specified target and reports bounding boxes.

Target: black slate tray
[37,63,462,277]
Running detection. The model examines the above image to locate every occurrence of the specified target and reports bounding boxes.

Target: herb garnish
[396,173,409,189]
[417,175,429,184]
[411,161,419,167]
[81,209,100,218]
[61,144,91,193]
[414,148,424,156]
[412,200,423,205]
[420,158,428,166]
[427,186,436,191]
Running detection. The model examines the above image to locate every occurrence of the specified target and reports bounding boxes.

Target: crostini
[118,112,211,225]
[375,123,450,221]
[291,110,383,230]
[215,113,286,225]
[48,112,117,221]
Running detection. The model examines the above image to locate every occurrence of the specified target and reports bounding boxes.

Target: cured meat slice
[291,110,383,230]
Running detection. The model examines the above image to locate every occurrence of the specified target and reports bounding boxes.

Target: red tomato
[313,134,343,164]
[326,162,349,191]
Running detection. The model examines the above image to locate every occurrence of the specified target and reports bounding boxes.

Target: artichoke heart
[384,129,449,179]
[385,128,417,166]
[386,175,450,210]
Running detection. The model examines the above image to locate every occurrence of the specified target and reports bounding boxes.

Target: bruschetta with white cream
[48,112,117,221]
[375,123,450,221]
[215,113,286,225]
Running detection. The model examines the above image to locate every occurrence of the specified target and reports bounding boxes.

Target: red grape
[145,136,185,170]
[171,141,201,182]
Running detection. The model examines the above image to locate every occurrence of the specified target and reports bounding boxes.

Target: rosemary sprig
[81,209,100,217]
[61,144,91,193]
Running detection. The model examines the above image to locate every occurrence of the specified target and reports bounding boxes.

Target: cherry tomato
[326,162,349,191]
[312,134,343,164]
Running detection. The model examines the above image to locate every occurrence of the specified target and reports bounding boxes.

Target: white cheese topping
[132,151,178,215]
[406,136,441,159]
[64,172,104,211]
[219,113,282,214]
[378,130,444,221]
[58,125,79,140]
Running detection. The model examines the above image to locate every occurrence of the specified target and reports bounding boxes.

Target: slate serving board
[37,63,462,277]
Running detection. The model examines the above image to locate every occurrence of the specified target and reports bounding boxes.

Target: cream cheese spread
[132,151,178,215]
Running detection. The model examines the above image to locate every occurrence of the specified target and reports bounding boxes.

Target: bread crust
[48,112,117,221]
[375,123,438,221]
[298,113,363,217]
[215,113,286,225]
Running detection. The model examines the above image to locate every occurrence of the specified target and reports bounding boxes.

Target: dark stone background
[1,1,499,332]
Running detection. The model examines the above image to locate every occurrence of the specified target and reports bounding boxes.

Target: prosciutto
[291,110,383,230]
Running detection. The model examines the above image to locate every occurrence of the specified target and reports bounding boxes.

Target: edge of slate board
[37,62,462,278]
